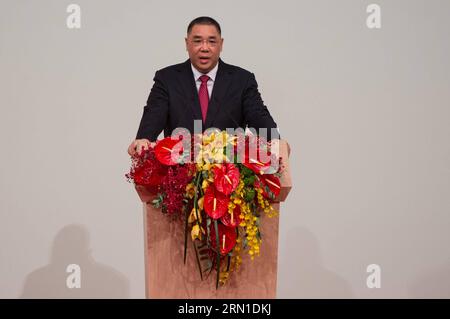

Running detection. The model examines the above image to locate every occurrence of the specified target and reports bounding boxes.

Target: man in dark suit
[128,16,278,156]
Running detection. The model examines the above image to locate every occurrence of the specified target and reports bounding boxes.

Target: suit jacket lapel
[205,59,233,128]
[176,59,202,121]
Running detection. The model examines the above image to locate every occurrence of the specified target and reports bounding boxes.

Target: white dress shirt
[191,62,218,98]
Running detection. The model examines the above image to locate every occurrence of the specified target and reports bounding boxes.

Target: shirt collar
[191,62,219,82]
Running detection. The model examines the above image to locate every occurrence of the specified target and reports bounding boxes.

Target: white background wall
[1,0,449,298]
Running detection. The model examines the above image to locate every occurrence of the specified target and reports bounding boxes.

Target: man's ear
[220,38,224,52]
[185,37,188,50]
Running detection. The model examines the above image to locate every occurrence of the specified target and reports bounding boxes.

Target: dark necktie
[198,75,210,122]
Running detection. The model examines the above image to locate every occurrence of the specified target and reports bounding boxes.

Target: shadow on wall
[408,260,450,298]
[279,226,354,298]
[19,224,130,298]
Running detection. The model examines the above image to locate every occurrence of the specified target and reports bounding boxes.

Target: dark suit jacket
[135,58,278,141]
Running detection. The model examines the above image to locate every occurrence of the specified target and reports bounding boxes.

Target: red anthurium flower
[243,156,272,175]
[221,205,242,228]
[204,185,229,219]
[154,137,184,166]
[213,163,240,195]
[242,137,275,174]
[209,222,237,255]
[255,174,281,199]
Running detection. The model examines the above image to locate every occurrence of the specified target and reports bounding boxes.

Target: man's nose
[200,42,209,51]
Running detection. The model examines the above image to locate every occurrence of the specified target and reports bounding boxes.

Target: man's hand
[127,139,155,156]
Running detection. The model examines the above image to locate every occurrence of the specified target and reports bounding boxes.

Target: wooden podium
[135,140,291,299]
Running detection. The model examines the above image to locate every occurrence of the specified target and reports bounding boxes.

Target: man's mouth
[199,57,210,63]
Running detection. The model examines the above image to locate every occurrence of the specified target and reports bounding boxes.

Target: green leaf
[240,166,253,177]
[151,194,164,209]
[243,187,256,202]
[243,175,255,186]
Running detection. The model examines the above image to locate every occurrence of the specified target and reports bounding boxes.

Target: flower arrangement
[126,131,282,288]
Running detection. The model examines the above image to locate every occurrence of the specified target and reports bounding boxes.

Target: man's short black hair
[187,16,221,35]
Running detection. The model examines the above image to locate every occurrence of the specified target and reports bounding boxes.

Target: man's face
[185,24,223,73]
